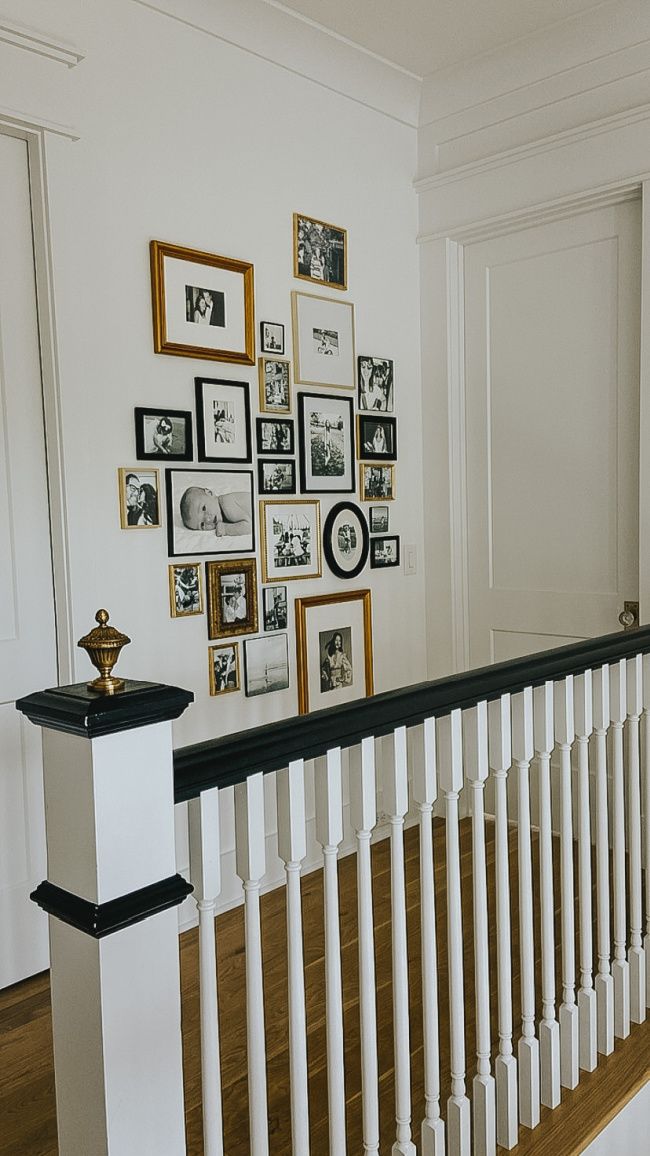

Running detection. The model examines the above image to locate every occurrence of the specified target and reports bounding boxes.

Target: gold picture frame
[117,467,161,529]
[258,356,292,414]
[291,291,355,390]
[208,642,241,696]
[206,557,259,640]
[293,212,347,291]
[359,462,396,501]
[259,499,322,583]
[150,240,255,365]
[168,563,204,617]
[295,589,374,715]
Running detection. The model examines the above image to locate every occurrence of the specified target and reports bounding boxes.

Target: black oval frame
[323,501,369,580]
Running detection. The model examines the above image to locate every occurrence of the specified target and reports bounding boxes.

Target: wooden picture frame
[258,357,292,414]
[195,378,252,463]
[291,291,355,390]
[295,589,373,715]
[134,407,193,461]
[293,213,347,291]
[206,557,258,639]
[208,642,241,695]
[168,562,203,617]
[118,467,161,529]
[359,463,396,502]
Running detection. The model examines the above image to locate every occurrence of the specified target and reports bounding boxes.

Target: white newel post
[533,682,561,1108]
[555,675,579,1090]
[574,671,597,1072]
[17,678,193,1156]
[626,655,646,1025]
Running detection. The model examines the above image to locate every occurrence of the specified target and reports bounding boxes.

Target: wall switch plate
[404,544,417,575]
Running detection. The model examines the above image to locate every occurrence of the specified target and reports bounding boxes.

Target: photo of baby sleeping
[166,467,255,557]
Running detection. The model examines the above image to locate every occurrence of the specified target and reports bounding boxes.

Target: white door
[463,200,641,667]
[0,132,58,987]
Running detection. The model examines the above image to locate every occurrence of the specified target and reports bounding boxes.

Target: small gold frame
[293,212,348,291]
[258,356,292,414]
[117,467,161,529]
[208,642,241,696]
[206,557,259,640]
[168,563,204,618]
[295,588,374,715]
[359,462,396,502]
[259,499,322,584]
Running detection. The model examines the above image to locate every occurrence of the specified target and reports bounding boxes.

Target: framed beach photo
[298,392,355,494]
[195,378,252,463]
[291,291,355,390]
[256,417,294,456]
[150,240,255,364]
[370,505,389,533]
[357,414,397,462]
[370,535,400,568]
[244,633,290,698]
[323,502,369,580]
[208,643,240,696]
[257,458,296,496]
[262,585,288,632]
[258,357,291,414]
[165,467,255,557]
[293,213,347,291]
[357,356,394,412]
[359,463,395,502]
[168,562,203,617]
[295,589,373,715]
[118,468,161,529]
[134,407,193,461]
[206,557,258,639]
[260,320,285,355]
[260,499,322,583]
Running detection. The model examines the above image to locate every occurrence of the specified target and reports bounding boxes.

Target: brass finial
[77,609,131,695]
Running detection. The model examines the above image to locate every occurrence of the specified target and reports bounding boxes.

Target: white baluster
[643,654,650,1010]
[555,676,579,1089]
[626,655,646,1024]
[610,659,630,1040]
[593,665,614,1055]
[350,738,380,1155]
[512,689,540,1128]
[574,671,597,1072]
[533,682,561,1107]
[438,710,471,1156]
[411,719,446,1156]
[315,749,347,1155]
[488,694,517,1149]
[234,773,269,1156]
[463,702,495,1156]
[277,760,310,1154]
[189,788,224,1156]
[384,728,417,1156]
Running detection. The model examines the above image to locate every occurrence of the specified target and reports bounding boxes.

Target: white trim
[446,239,470,672]
[638,181,650,626]
[0,104,79,142]
[0,15,84,67]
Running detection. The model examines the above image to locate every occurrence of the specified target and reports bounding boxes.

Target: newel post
[16,611,193,1156]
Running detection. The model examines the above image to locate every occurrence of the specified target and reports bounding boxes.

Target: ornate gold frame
[258,356,292,414]
[359,462,396,501]
[150,240,255,365]
[168,563,204,618]
[294,588,374,715]
[259,499,322,583]
[292,212,348,291]
[205,557,258,640]
[117,467,161,529]
[208,642,241,696]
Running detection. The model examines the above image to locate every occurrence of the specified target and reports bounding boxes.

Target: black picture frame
[357,414,397,462]
[323,501,369,580]
[134,407,193,461]
[165,467,256,557]
[297,392,355,494]
[195,378,252,464]
[260,320,285,355]
[256,417,295,456]
[257,458,297,495]
[370,535,400,568]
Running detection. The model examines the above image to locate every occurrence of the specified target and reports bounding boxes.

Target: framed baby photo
[118,467,161,529]
[357,356,394,413]
[260,499,322,583]
[293,213,347,291]
[370,505,389,533]
[260,320,285,355]
[134,407,193,461]
[295,589,373,715]
[357,414,397,462]
[195,378,252,463]
[150,240,255,364]
[291,291,355,390]
[244,633,290,698]
[165,467,255,557]
[208,642,240,696]
[258,357,291,414]
[323,501,369,580]
[206,557,258,639]
[359,463,395,502]
[168,562,203,617]
[370,535,400,568]
[297,392,355,494]
[256,417,295,456]
[262,584,288,632]
[257,458,297,496]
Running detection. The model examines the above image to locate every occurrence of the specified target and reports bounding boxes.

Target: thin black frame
[369,505,389,533]
[165,467,256,557]
[195,378,252,464]
[257,458,297,495]
[297,392,355,494]
[134,407,193,462]
[262,585,288,632]
[357,414,397,462]
[370,535,400,568]
[323,501,369,580]
[260,321,285,355]
[256,417,295,456]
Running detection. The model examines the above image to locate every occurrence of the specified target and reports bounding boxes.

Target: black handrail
[173,625,650,802]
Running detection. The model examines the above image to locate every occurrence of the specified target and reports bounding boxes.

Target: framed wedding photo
[260,320,285,355]
[263,585,288,631]
[358,356,394,412]
[298,392,355,494]
[260,499,322,582]
[295,589,373,715]
[165,467,255,557]
[258,357,291,414]
[293,213,347,291]
[244,633,290,698]
[291,291,355,390]
[357,414,397,462]
[168,562,203,617]
[208,643,240,696]
[118,467,161,529]
[359,463,395,502]
[134,407,193,461]
[370,505,389,533]
[206,557,258,639]
[195,378,252,463]
[256,417,294,456]
[150,240,255,364]
[370,535,400,568]
[323,502,369,580]
[257,458,296,496]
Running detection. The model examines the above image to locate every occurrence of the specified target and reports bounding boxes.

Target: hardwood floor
[1,819,648,1154]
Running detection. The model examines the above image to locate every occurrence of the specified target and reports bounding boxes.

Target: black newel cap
[16,680,193,738]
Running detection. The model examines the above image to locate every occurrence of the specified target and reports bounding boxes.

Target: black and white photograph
[298,393,355,494]
[168,563,203,617]
[320,627,353,693]
[358,414,397,461]
[260,321,285,355]
[291,291,355,390]
[244,633,290,697]
[118,467,161,529]
[206,557,258,639]
[263,585,288,632]
[135,407,193,461]
[370,505,389,533]
[185,285,225,327]
[323,502,369,579]
[259,357,291,413]
[295,589,373,714]
[293,213,347,291]
[360,463,395,502]
[358,356,394,412]
[257,459,297,495]
[195,378,252,463]
[256,417,295,455]
[166,468,255,557]
[370,535,400,568]
[313,328,339,357]
[208,643,240,695]
[260,499,322,582]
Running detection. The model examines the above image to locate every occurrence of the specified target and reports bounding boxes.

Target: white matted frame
[291,290,355,389]
[295,588,374,715]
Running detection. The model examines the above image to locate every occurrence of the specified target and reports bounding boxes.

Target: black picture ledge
[16,680,194,738]
[31,874,193,939]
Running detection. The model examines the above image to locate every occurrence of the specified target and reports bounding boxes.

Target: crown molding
[0,14,84,67]
[0,103,80,140]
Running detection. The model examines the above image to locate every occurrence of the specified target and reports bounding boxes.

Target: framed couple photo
[295,589,373,715]
[118,467,161,529]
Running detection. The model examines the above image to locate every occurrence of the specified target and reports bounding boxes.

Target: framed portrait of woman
[294,588,373,714]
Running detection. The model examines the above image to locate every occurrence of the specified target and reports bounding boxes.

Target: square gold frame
[117,467,161,529]
[293,212,348,291]
[259,498,322,583]
[208,642,241,696]
[168,562,204,618]
[258,356,292,414]
[295,588,374,715]
[291,290,356,390]
[206,557,259,640]
[359,462,396,502]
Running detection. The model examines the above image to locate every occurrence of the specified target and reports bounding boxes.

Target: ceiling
[266,0,607,78]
